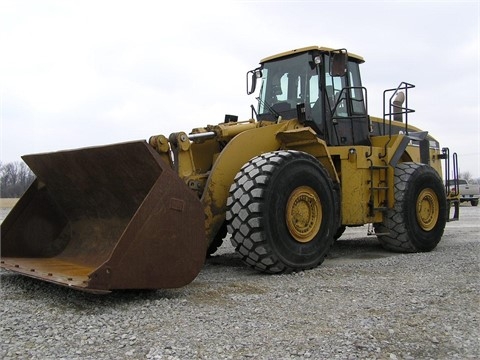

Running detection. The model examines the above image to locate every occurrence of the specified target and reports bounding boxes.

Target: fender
[276,127,339,183]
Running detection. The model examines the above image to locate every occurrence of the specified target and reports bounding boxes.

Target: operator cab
[248,46,370,146]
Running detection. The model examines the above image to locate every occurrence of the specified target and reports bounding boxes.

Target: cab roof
[260,46,365,64]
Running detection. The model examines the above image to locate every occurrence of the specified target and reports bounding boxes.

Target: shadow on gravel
[327,237,396,262]
[205,251,243,268]
[206,236,397,266]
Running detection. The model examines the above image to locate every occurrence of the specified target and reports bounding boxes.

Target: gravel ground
[1,205,479,360]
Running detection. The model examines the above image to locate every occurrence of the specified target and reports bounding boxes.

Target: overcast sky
[1,0,479,178]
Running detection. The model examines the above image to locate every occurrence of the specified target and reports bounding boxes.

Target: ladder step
[370,165,389,170]
[371,186,389,190]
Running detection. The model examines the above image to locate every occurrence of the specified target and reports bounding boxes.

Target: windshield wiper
[256,97,281,121]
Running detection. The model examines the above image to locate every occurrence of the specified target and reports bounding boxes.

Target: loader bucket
[0,141,206,293]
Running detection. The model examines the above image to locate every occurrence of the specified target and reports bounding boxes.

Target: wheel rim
[285,186,322,243]
[416,188,439,231]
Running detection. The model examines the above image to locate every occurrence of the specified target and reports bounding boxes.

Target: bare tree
[0,161,36,198]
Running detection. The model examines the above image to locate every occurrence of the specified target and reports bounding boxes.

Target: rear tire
[471,200,478,207]
[226,150,340,273]
[374,162,447,252]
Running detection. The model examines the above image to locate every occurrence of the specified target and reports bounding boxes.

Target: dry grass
[0,198,19,208]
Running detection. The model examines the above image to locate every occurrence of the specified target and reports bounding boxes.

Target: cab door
[323,56,369,146]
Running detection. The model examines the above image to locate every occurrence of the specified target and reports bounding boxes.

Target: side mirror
[330,49,348,77]
[246,68,262,95]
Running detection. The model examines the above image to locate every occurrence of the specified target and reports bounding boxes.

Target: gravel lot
[1,204,479,359]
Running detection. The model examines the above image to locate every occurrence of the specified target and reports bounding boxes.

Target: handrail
[382,82,416,136]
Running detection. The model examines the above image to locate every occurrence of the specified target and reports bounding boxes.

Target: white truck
[448,179,479,206]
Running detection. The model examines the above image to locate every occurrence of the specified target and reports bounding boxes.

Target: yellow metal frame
[150,115,447,244]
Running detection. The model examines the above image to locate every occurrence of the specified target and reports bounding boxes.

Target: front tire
[374,162,447,252]
[226,150,340,273]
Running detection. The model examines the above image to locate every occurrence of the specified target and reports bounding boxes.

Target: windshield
[257,52,318,121]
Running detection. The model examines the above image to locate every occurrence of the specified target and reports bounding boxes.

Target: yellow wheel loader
[1,46,459,293]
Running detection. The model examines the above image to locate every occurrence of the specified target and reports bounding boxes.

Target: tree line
[0,161,36,198]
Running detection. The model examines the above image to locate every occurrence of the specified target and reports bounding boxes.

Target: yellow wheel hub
[286,186,322,243]
[416,188,439,231]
